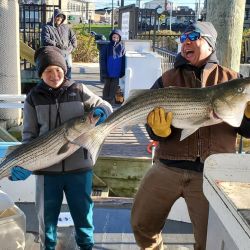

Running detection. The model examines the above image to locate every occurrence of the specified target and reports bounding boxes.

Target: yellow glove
[245,102,250,118]
[147,107,173,137]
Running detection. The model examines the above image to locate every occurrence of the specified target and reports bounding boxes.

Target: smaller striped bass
[0,114,98,179]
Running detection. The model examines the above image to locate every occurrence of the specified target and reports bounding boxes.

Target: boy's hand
[92,107,107,126]
[9,166,32,181]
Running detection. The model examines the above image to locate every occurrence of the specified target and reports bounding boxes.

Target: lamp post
[156,5,163,31]
[153,5,163,49]
[111,0,114,30]
[167,1,173,31]
[88,12,92,33]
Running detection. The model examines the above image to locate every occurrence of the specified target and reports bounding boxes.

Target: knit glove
[93,107,107,126]
[245,101,250,118]
[147,107,173,137]
[9,166,32,181]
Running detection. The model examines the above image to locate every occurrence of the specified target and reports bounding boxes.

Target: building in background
[62,0,95,24]
[39,0,95,24]
[244,0,250,29]
[144,0,165,10]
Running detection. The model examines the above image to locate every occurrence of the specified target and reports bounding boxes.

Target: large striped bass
[73,77,250,164]
[0,114,99,179]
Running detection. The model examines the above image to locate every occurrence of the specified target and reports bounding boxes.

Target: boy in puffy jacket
[10,46,112,250]
[100,29,126,105]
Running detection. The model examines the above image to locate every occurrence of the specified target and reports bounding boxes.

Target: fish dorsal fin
[180,128,199,141]
[125,89,151,103]
[5,145,21,156]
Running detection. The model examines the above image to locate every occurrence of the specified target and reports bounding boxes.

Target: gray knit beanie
[184,21,217,50]
[34,46,67,77]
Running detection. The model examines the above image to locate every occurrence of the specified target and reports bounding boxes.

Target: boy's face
[112,34,120,43]
[41,65,65,88]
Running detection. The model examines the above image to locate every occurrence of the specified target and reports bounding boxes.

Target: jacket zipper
[197,130,200,157]
[197,71,202,157]
[55,97,65,172]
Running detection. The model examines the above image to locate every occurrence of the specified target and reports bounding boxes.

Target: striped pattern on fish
[0,114,98,179]
[73,77,250,164]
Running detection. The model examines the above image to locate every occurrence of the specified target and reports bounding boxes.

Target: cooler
[0,190,26,249]
[119,40,162,100]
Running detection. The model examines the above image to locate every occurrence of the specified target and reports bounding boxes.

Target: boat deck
[19,198,194,250]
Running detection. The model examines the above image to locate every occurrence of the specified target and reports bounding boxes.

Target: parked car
[90,31,106,41]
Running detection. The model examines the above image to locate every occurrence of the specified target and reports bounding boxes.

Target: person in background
[10,46,112,250]
[131,21,250,250]
[41,9,77,79]
[100,29,126,105]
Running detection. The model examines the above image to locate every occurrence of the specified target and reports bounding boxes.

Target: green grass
[73,24,118,40]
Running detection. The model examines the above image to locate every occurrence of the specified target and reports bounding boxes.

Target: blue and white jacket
[100,29,126,78]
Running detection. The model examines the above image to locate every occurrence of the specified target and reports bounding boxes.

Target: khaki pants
[131,161,209,250]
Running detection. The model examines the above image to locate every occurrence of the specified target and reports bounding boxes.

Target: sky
[93,0,203,10]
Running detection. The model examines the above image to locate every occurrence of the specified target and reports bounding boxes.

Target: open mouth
[184,50,194,59]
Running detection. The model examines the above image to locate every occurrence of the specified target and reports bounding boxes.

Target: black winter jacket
[23,80,112,174]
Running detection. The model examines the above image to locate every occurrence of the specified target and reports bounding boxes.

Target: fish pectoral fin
[57,142,78,155]
[57,143,71,155]
[180,128,199,141]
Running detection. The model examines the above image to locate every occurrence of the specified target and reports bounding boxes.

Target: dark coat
[41,9,77,55]
[23,80,112,174]
[99,29,126,78]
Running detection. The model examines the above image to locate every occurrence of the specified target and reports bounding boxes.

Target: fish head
[73,112,99,132]
[65,112,99,142]
[212,77,250,127]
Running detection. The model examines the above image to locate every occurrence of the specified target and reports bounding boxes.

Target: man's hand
[147,107,173,137]
[245,101,250,118]
[9,166,32,181]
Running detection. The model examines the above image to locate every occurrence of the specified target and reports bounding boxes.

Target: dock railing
[154,47,177,73]
[0,94,26,109]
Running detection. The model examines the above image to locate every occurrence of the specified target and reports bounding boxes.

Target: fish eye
[238,87,244,93]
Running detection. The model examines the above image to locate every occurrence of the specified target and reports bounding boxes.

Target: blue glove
[93,107,107,126]
[9,166,32,181]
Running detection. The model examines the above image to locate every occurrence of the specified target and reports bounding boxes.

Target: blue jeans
[36,171,94,250]
[65,53,72,79]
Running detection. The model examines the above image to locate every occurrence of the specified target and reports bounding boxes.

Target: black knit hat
[184,21,217,50]
[34,46,67,77]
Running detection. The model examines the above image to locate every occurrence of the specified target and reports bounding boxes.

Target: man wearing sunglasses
[131,21,250,250]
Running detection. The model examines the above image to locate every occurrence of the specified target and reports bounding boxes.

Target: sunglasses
[180,31,201,43]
